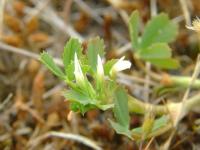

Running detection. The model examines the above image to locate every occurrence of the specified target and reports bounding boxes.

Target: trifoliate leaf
[140,13,178,49]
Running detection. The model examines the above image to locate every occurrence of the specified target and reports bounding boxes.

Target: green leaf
[129,10,140,49]
[65,62,75,81]
[63,90,94,105]
[109,87,132,139]
[151,116,169,131]
[136,43,179,69]
[137,43,171,59]
[140,13,178,49]
[109,119,132,139]
[40,52,65,79]
[147,58,179,69]
[70,102,96,114]
[87,37,104,71]
[70,101,81,112]
[62,38,82,71]
[131,116,169,138]
[113,87,130,128]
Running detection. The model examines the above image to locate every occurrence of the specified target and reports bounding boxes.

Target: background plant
[129,10,179,69]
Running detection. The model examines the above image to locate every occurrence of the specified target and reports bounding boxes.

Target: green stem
[128,92,200,115]
[128,95,168,115]
[170,76,200,88]
[128,93,200,139]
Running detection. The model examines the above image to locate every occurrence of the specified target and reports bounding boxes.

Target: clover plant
[40,11,191,140]
[129,10,179,69]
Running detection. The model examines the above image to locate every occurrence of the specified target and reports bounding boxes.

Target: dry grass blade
[150,0,157,17]
[25,1,84,41]
[28,131,103,150]
[0,93,13,111]
[24,0,50,22]
[74,0,103,24]
[0,42,63,66]
[43,83,65,99]
[179,0,191,26]
[0,0,6,39]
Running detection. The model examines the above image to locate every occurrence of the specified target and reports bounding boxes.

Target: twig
[28,131,102,150]
[0,93,13,111]
[0,0,6,39]
[25,6,84,41]
[179,0,191,26]
[63,0,73,22]
[24,0,50,22]
[0,42,63,66]
[150,0,157,18]
[115,42,132,55]
[144,137,155,150]
[172,15,184,24]
[73,0,103,24]
[118,10,129,26]
[118,72,157,86]
[74,0,127,43]
[43,83,65,99]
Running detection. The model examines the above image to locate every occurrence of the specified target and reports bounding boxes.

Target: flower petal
[74,53,84,83]
[97,55,104,77]
[110,56,131,76]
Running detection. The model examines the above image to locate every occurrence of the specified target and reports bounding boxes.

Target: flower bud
[97,55,104,81]
[74,53,85,86]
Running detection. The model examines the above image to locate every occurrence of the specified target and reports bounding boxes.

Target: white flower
[74,53,85,84]
[97,55,104,78]
[110,56,131,76]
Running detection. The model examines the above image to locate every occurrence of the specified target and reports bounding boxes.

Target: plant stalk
[170,76,200,88]
[128,92,200,115]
